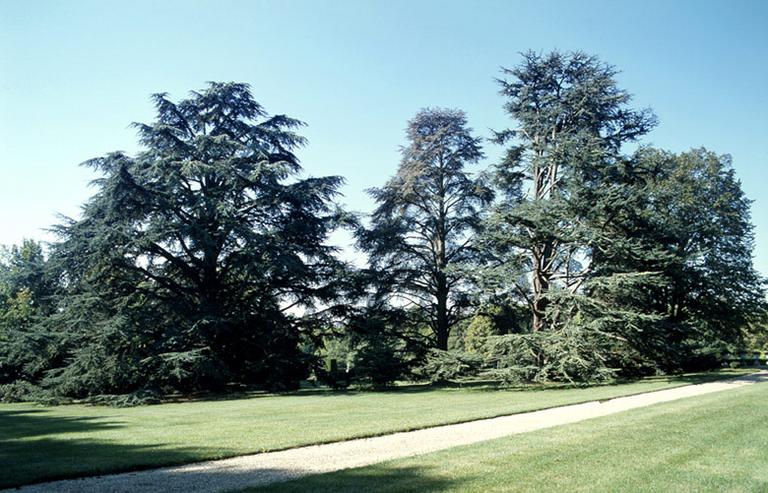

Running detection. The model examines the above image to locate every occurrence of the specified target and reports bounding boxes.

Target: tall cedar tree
[359,109,491,350]
[46,82,354,395]
[486,51,656,333]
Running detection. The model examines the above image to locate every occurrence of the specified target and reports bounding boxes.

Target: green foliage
[483,323,617,384]
[462,303,529,353]
[478,50,764,380]
[484,50,656,333]
[742,314,768,351]
[464,312,498,354]
[8,83,355,399]
[0,380,39,402]
[0,240,61,387]
[343,307,420,388]
[358,108,491,351]
[585,148,767,372]
[414,349,483,383]
[351,337,409,388]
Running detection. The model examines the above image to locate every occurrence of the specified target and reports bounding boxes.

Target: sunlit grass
[256,375,768,492]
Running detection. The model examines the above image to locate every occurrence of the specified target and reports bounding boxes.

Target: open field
[254,374,768,493]
[0,369,750,488]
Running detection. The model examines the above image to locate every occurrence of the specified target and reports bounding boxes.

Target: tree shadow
[0,408,237,489]
[238,465,469,493]
[0,408,124,439]
[1,407,468,492]
[9,463,468,493]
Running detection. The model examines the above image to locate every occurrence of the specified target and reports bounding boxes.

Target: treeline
[1,51,765,402]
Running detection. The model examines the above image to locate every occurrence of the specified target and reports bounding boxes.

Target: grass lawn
[0,369,751,488]
[253,374,768,493]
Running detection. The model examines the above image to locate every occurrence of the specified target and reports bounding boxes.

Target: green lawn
[254,374,768,493]
[0,369,750,488]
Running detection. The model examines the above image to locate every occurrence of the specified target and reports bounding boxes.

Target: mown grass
[0,369,750,488]
[254,373,768,493]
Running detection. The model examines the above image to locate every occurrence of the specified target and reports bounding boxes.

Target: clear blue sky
[1,0,767,275]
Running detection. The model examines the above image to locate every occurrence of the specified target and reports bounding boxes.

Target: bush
[351,337,409,388]
[85,389,163,407]
[464,314,497,354]
[482,327,617,384]
[0,380,38,402]
[414,349,483,383]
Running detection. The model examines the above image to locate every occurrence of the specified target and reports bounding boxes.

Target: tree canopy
[0,53,765,401]
[8,83,355,397]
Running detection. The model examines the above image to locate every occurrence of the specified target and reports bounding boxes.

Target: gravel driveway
[7,371,767,493]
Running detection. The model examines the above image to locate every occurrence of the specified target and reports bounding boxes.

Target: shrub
[0,380,38,402]
[464,314,497,354]
[414,349,483,383]
[482,327,617,384]
[351,337,410,388]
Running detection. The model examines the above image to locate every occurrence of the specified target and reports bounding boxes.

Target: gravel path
[8,371,767,493]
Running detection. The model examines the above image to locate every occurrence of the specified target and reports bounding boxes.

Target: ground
[253,380,768,492]
[0,369,750,489]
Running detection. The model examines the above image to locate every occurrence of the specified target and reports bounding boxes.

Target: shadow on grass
[246,465,468,493]
[0,408,124,439]
[0,408,235,489]
[0,410,465,492]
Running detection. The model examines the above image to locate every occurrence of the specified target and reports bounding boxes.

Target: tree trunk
[435,160,450,350]
[436,276,449,349]
[529,153,554,332]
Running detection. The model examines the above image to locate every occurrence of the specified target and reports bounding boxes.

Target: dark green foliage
[359,108,491,351]
[588,147,767,371]
[22,82,354,397]
[461,303,528,353]
[485,50,656,334]
[0,380,39,402]
[480,50,764,380]
[351,339,409,388]
[343,306,424,388]
[483,327,616,384]
[0,240,61,385]
[414,349,483,383]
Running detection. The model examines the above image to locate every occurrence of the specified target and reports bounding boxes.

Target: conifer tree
[359,108,492,350]
[44,82,354,395]
[486,51,656,333]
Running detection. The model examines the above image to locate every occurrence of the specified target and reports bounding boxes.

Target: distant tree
[41,82,355,396]
[358,108,492,350]
[0,240,59,385]
[0,240,55,312]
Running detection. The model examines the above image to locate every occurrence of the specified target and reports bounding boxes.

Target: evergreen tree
[485,50,656,333]
[43,82,354,396]
[358,108,491,350]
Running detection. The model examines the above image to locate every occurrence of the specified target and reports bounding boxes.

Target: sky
[1,0,767,275]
